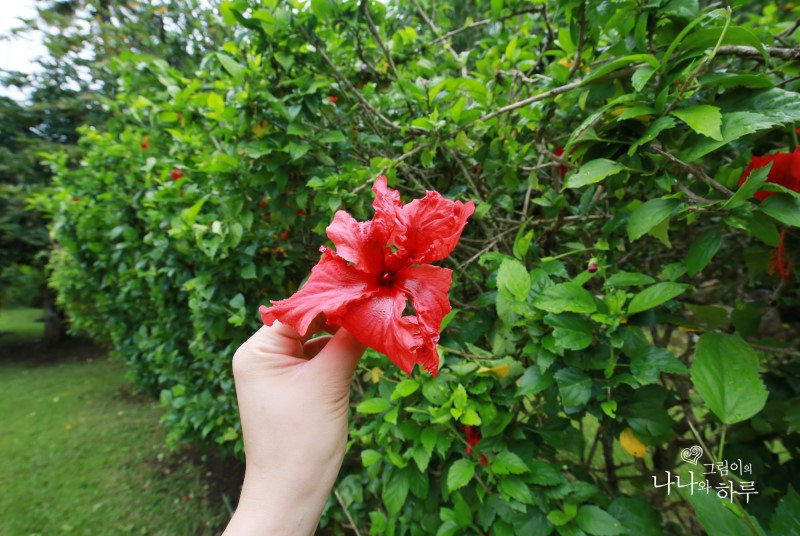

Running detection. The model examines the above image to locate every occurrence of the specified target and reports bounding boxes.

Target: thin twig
[410,0,468,77]
[716,45,800,61]
[298,25,410,133]
[334,489,363,536]
[651,146,734,197]
[750,343,800,357]
[427,7,540,47]
[360,0,399,78]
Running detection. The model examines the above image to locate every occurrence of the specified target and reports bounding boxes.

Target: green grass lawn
[0,309,229,535]
[0,307,45,346]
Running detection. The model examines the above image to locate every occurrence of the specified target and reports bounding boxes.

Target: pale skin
[223,321,365,535]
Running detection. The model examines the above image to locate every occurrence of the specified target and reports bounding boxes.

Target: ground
[0,308,237,536]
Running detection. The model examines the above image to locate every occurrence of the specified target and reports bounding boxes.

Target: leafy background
[4,0,800,534]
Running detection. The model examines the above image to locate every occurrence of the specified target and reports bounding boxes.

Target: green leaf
[285,141,310,161]
[760,194,800,227]
[771,486,800,536]
[216,52,245,83]
[605,272,655,287]
[689,490,760,536]
[564,159,624,189]
[490,451,530,475]
[447,459,475,492]
[581,54,658,83]
[497,476,535,504]
[628,282,689,315]
[544,313,594,351]
[671,105,723,141]
[686,228,723,276]
[627,199,680,242]
[391,379,420,400]
[631,347,688,383]
[528,460,567,486]
[310,0,336,20]
[608,497,663,536]
[631,66,655,92]
[576,505,623,536]
[628,116,676,155]
[679,111,780,162]
[497,258,530,301]
[240,262,256,279]
[691,333,768,424]
[554,368,592,409]
[724,164,771,209]
[356,398,391,414]
[361,449,382,467]
[534,283,597,314]
[319,130,346,143]
[412,445,431,472]
[382,470,409,516]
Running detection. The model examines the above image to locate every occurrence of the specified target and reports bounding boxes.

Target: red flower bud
[296,209,307,216]
[258,200,267,207]
[479,454,488,466]
[72,197,81,202]
[141,142,149,149]
[170,168,184,180]
[280,230,289,240]
[329,95,338,104]
[588,262,598,273]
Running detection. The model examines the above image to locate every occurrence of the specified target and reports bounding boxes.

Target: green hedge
[41,0,799,534]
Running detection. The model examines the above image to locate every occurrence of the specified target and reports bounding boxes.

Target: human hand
[223,321,365,535]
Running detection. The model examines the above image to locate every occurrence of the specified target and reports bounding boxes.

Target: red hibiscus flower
[464,425,481,454]
[259,176,474,376]
[141,135,150,150]
[170,168,184,180]
[738,149,800,201]
[554,147,569,177]
[329,95,338,104]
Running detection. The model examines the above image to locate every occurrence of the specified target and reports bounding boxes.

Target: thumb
[308,327,366,385]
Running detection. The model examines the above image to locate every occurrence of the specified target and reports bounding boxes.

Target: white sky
[0,0,47,99]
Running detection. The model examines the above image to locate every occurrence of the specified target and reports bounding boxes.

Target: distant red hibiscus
[280,230,289,240]
[296,209,307,216]
[329,95,338,104]
[257,200,267,207]
[464,426,481,454]
[170,168,184,180]
[141,135,150,150]
[554,147,569,177]
[738,148,800,201]
[71,197,81,202]
[259,176,474,376]
[739,147,799,282]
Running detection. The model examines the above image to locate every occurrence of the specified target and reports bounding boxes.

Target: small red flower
[738,149,800,201]
[554,147,569,177]
[768,229,794,282]
[464,426,481,453]
[296,209,307,216]
[479,453,489,466]
[588,262,598,273]
[259,176,474,376]
[329,95,338,104]
[280,230,289,240]
[71,197,81,202]
[170,168,184,180]
[258,200,267,207]
[141,135,150,150]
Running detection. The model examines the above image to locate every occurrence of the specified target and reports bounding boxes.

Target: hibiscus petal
[388,190,475,266]
[739,150,800,201]
[340,287,440,376]
[326,211,387,275]
[394,264,453,338]
[260,247,379,336]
